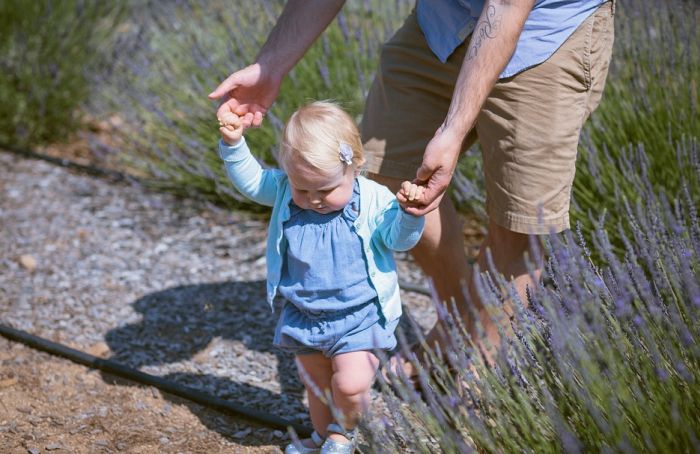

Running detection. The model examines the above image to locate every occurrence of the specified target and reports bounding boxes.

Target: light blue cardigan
[219,138,425,323]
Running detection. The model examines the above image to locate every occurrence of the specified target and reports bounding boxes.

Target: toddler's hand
[218,112,246,145]
[397,181,426,211]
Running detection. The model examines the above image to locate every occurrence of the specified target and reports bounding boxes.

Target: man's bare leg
[369,173,543,367]
[468,220,543,360]
[369,173,476,350]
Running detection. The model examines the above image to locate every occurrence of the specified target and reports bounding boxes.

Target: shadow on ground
[101,280,423,447]
[102,280,305,447]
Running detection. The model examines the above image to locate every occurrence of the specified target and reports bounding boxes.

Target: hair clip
[339,142,354,165]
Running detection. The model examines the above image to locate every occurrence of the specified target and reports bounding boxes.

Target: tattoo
[466,5,502,61]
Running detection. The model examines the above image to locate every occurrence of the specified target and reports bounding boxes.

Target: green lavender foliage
[0,0,126,147]
[572,0,700,251]
[94,0,411,206]
[364,138,700,453]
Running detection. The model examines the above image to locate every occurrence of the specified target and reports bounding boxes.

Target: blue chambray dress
[273,180,399,357]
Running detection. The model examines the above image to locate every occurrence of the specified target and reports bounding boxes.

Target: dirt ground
[0,338,287,453]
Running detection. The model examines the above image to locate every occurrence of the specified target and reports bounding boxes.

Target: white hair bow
[339,142,353,165]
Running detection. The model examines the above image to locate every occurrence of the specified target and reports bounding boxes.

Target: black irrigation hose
[0,323,313,437]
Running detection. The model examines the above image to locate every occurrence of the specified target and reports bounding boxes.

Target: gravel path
[0,151,436,452]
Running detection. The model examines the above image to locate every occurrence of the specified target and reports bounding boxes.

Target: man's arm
[403,0,535,216]
[254,0,346,82]
[208,1,346,125]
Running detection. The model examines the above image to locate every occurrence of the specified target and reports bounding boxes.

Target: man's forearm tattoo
[466,4,502,61]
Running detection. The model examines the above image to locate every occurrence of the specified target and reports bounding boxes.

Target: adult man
[210,0,614,373]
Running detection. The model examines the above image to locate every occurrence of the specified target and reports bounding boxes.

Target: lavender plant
[94,0,411,207]
[0,0,126,147]
[571,0,700,251]
[364,138,700,452]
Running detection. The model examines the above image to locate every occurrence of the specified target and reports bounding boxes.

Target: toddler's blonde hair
[279,101,364,176]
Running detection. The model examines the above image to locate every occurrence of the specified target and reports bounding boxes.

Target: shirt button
[370,272,376,277]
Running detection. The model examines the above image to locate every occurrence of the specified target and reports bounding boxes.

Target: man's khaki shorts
[361,2,615,234]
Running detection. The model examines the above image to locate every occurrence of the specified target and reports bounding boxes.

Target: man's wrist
[253,57,287,86]
[442,115,475,143]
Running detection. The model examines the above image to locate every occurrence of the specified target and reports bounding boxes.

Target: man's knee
[486,220,537,256]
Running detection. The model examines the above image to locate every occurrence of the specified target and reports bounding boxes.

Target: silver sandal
[284,430,325,454]
[320,423,357,454]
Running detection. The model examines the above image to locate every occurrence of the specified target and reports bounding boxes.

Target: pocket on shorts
[580,13,596,90]
[583,3,615,90]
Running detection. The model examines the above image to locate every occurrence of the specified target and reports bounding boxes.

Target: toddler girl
[218,101,424,453]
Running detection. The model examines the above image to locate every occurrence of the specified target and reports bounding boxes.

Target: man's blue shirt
[416,0,606,78]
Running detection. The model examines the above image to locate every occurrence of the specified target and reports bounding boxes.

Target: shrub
[0,0,126,147]
[364,137,700,453]
[572,0,700,251]
[96,0,410,206]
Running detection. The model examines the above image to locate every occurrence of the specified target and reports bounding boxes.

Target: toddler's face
[286,160,355,214]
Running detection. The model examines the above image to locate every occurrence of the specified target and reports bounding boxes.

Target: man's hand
[403,126,463,216]
[208,63,281,128]
[207,1,346,130]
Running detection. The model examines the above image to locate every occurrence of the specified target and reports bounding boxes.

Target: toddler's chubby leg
[295,353,334,443]
[329,351,380,442]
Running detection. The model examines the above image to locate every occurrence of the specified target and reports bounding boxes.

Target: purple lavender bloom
[337,12,350,43]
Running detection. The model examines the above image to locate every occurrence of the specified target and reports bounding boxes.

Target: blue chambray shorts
[273,299,399,358]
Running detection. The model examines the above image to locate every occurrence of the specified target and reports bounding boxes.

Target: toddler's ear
[353,156,366,176]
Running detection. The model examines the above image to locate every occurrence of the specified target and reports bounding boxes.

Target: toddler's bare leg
[329,351,380,442]
[295,353,333,443]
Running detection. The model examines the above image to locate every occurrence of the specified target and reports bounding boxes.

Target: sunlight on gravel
[0,152,436,452]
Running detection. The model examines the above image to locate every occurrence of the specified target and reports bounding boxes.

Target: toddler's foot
[320,423,357,454]
[284,430,324,454]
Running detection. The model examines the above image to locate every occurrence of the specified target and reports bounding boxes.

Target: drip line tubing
[0,323,313,437]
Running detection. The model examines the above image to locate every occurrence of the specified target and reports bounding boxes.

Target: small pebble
[232,428,252,439]
[19,254,37,272]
